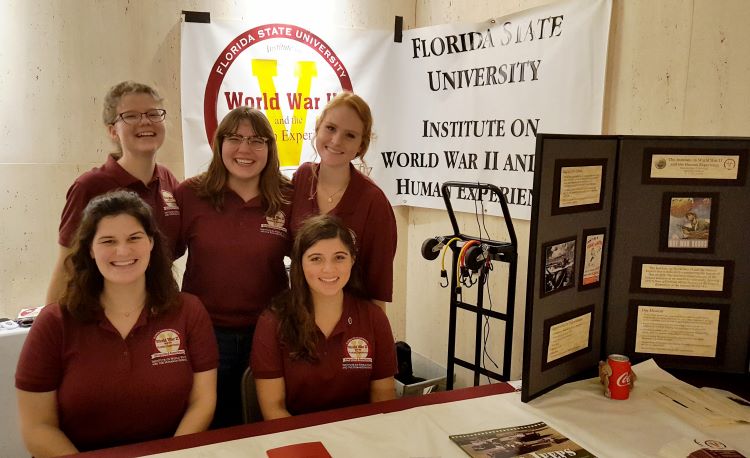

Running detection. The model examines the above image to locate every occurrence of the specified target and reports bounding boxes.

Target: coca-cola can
[606,354,631,400]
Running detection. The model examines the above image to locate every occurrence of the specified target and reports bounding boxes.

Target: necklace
[119,307,142,318]
[318,184,348,203]
[108,305,144,318]
[102,298,145,318]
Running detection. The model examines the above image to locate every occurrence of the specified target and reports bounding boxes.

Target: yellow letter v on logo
[252,59,318,167]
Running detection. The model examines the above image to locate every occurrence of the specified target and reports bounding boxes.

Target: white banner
[181,0,611,220]
[180,19,392,176]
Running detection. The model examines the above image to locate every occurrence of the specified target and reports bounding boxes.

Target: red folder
[266,441,332,458]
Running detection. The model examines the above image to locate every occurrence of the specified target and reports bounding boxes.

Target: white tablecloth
[0,326,30,458]
[146,360,749,457]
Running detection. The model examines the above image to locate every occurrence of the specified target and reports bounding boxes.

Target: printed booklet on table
[450,421,596,458]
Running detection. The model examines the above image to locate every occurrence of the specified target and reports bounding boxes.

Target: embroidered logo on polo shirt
[342,337,372,370]
[151,329,188,366]
[260,210,288,237]
[161,190,180,217]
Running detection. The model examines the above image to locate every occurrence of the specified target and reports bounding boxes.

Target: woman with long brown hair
[175,106,292,427]
[16,190,217,456]
[251,214,396,419]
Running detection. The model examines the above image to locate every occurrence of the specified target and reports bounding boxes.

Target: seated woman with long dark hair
[251,214,397,419]
[16,190,218,456]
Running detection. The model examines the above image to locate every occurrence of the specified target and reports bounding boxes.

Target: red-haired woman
[289,93,397,310]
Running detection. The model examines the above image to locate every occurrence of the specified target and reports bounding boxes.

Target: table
[75,360,750,457]
[76,382,516,457]
[0,326,30,458]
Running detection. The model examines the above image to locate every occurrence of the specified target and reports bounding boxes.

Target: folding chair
[240,367,263,423]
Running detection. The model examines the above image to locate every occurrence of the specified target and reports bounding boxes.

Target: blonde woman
[46,81,180,305]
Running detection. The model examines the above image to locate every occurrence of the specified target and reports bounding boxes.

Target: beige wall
[0,0,414,327]
[2,0,749,386]
[603,0,750,136]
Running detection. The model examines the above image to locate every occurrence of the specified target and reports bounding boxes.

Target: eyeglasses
[114,109,167,125]
[223,134,268,150]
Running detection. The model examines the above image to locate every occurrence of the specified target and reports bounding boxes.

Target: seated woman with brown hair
[251,214,397,419]
[16,190,218,457]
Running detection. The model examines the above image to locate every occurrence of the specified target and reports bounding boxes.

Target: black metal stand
[421,182,518,388]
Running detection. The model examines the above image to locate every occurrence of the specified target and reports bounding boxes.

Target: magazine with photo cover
[449,421,596,458]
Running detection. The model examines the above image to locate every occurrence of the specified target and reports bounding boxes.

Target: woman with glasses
[16,190,217,456]
[175,107,291,428]
[290,92,396,310]
[251,215,396,419]
[46,81,181,306]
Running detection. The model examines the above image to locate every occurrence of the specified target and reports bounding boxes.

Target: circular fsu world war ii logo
[204,24,353,167]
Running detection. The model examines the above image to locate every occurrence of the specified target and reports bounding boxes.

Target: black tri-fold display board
[522,134,750,402]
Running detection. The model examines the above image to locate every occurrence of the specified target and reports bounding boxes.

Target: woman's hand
[255,377,292,420]
[174,369,217,436]
[17,389,78,457]
[370,376,396,403]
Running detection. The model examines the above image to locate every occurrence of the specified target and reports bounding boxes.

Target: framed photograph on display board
[642,148,747,186]
[540,236,576,297]
[579,228,606,290]
[541,304,594,371]
[629,257,734,298]
[660,192,718,253]
[551,158,607,215]
[626,300,728,365]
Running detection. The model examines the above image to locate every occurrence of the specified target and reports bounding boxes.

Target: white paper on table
[700,388,750,423]
[658,436,748,458]
[651,385,750,428]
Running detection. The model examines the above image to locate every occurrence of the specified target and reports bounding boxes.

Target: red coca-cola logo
[616,372,631,387]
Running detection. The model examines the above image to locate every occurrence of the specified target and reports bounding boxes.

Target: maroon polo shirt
[15,293,218,452]
[58,154,181,257]
[290,162,397,302]
[251,293,397,415]
[176,179,291,329]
